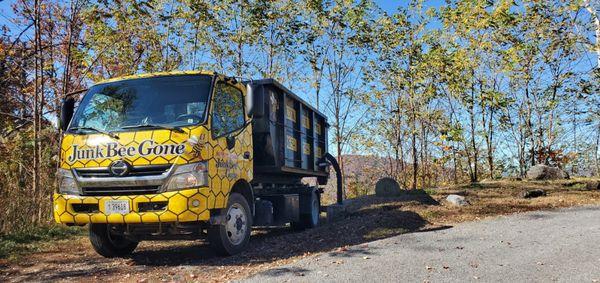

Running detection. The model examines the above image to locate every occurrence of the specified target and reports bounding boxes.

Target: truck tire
[208,192,252,256]
[292,191,320,230]
[89,223,138,258]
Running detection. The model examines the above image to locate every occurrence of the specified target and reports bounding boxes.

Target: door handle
[243,151,251,159]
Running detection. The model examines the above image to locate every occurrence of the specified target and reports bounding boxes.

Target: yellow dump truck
[55,71,339,257]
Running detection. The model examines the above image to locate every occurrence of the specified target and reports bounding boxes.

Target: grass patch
[364,227,410,240]
[563,182,586,190]
[419,209,442,220]
[0,225,85,259]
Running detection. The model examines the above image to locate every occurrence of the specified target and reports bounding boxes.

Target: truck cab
[55,71,330,257]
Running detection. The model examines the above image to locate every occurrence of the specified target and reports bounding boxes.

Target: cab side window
[212,82,245,137]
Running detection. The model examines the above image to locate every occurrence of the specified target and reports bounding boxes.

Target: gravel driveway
[243,206,600,282]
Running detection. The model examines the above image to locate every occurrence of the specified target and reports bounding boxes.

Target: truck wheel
[208,193,252,256]
[89,224,138,258]
[292,192,320,230]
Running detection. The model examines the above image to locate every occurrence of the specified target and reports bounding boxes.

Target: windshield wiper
[120,123,185,133]
[69,127,119,139]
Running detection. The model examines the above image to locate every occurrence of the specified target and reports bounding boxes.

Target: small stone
[585,181,600,191]
[446,194,469,206]
[522,189,546,199]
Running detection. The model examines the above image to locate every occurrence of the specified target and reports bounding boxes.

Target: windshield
[69,74,212,132]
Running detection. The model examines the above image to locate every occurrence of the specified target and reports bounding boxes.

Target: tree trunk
[518,119,527,177]
[469,80,478,183]
[487,108,494,178]
[452,143,458,184]
[33,0,42,224]
[584,1,600,68]
[584,0,599,175]
[399,135,406,187]
[596,124,600,176]
[336,128,344,199]
[524,85,535,166]
[411,106,417,190]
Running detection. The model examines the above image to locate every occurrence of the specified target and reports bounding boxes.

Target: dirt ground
[1,179,599,283]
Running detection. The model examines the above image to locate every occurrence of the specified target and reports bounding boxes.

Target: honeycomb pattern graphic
[54,75,254,225]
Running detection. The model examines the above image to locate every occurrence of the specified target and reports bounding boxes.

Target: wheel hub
[225,203,247,245]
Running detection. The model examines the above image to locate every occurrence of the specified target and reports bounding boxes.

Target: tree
[319,0,374,185]
[366,1,440,189]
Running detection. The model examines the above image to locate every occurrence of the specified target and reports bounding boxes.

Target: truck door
[209,80,253,207]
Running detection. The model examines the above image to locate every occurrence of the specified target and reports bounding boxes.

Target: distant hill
[306,154,396,202]
[340,154,391,177]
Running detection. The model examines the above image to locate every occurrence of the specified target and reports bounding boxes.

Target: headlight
[164,162,208,191]
[56,168,80,195]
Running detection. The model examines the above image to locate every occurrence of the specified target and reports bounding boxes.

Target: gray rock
[375,177,401,197]
[522,189,546,199]
[527,164,569,180]
[585,181,600,191]
[446,194,469,206]
[326,203,348,223]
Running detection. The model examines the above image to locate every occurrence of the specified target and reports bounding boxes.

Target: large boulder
[446,194,469,206]
[526,164,569,180]
[375,177,401,197]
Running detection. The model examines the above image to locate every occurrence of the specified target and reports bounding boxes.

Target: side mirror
[59,97,75,131]
[226,135,236,150]
[245,83,255,117]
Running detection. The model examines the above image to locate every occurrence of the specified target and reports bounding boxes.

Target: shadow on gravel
[125,195,446,269]
[3,195,447,282]
[125,208,439,268]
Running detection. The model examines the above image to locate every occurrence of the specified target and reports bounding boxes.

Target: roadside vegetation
[0,225,83,260]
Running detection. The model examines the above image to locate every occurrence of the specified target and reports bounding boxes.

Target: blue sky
[0,0,17,28]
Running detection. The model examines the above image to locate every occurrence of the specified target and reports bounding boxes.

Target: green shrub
[0,225,84,259]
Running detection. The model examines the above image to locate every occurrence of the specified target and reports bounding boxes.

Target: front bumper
[53,188,212,225]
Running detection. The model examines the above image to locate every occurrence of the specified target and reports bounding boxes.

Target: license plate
[105,200,130,215]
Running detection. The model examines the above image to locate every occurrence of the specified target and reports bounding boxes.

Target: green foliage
[0,225,84,259]
[0,125,58,233]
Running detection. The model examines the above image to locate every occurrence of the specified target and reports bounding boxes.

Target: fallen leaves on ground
[2,179,600,282]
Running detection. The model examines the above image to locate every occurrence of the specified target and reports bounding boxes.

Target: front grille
[75,164,172,178]
[81,186,160,196]
[72,203,100,213]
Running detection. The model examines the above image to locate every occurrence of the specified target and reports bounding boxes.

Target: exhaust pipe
[324,153,343,204]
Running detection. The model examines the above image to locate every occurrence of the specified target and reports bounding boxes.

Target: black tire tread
[208,193,252,256]
[89,224,138,258]
[291,192,320,230]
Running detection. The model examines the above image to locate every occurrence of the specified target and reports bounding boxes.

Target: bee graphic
[187,135,206,159]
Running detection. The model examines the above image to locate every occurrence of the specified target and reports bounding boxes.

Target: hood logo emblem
[109,160,131,177]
